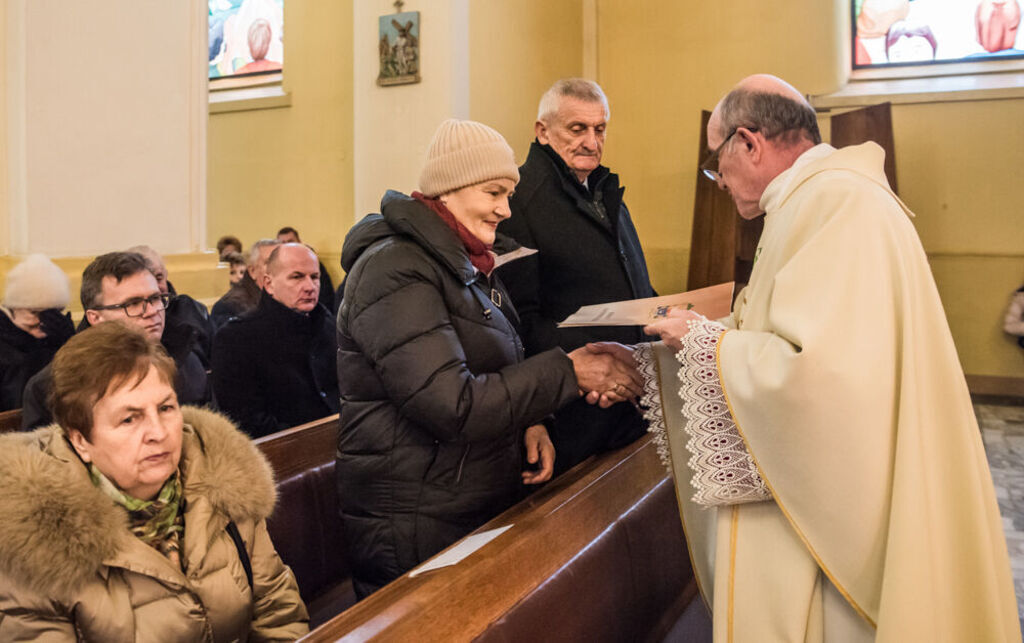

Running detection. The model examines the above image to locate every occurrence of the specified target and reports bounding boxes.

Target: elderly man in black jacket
[495,78,656,473]
[212,243,338,438]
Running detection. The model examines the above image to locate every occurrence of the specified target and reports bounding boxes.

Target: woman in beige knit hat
[334,118,643,598]
[0,253,75,411]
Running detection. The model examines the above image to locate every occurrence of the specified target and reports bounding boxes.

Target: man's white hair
[536,78,610,123]
[248,238,281,267]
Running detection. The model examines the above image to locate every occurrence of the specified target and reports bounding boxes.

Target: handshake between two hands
[566,308,705,408]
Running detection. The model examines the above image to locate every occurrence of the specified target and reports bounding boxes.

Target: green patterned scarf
[90,465,185,570]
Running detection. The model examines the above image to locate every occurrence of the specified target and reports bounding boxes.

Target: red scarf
[413,192,495,275]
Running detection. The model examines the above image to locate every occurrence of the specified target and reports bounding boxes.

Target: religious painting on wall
[378,10,421,86]
[853,0,1023,67]
[208,0,284,81]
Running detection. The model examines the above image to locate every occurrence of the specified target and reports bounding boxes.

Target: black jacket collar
[254,290,327,331]
[342,191,477,286]
[534,141,612,196]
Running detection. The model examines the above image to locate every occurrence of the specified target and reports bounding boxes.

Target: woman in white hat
[335,119,641,598]
[0,253,74,411]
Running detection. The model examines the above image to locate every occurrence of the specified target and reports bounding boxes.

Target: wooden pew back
[301,434,698,642]
[255,414,356,625]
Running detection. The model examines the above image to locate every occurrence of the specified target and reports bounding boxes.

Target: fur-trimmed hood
[0,406,276,599]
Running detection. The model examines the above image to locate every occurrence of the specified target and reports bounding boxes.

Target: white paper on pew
[557,281,734,327]
[407,525,514,578]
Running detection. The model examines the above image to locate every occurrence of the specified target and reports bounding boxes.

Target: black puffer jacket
[336,191,578,598]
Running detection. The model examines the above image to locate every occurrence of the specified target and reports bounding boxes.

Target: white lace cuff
[677,318,769,506]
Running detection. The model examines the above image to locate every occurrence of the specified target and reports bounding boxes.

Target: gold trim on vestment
[715,330,878,630]
[727,505,738,643]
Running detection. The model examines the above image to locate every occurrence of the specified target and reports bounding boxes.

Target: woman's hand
[522,424,555,484]
[567,343,643,408]
[643,308,703,352]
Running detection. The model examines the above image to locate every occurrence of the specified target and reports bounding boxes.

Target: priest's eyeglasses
[700,126,758,182]
[89,293,172,317]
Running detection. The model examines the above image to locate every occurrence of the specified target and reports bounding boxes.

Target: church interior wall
[0,0,1020,381]
[207,0,354,288]
[593,0,1024,380]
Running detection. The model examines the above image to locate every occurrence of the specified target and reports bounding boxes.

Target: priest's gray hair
[537,78,610,123]
[716,91,822,146]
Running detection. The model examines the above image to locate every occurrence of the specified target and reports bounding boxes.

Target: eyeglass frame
[87,292,173,318]
[700,126,759,182]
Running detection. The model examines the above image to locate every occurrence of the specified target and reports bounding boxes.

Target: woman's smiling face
[441,179,517,246]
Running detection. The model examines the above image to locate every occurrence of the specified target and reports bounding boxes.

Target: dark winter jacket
[166,282,214,366]
[495,141,657,472]
[336,191,578,598]
[20,314,210,430]
[212,292,338,439]
[0,310,72,411]
[211,272,262,330]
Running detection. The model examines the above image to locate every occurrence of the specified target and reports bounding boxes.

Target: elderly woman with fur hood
[0,322,308,641]
[0,253,75,411]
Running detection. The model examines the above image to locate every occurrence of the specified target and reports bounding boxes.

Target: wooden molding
[965,374,1024,398]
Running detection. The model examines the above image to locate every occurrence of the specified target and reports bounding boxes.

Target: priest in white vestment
[637,75,1020,642]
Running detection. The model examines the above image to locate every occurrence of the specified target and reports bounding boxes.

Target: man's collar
[759,143,835,215]
[258,290,321,321]
[533,140,609,191]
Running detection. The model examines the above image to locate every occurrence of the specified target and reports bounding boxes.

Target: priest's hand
[522,424,555,484]
[644,309,703,351]
[567,343,643,408]
[580,342,642,407]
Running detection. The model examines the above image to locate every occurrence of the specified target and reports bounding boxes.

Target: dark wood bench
[300,433,707,642]
[0,408,22,433]
[254,414,356,627]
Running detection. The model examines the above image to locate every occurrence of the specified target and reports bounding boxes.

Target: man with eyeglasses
[21,252,210,430]
[640,74,1018,640]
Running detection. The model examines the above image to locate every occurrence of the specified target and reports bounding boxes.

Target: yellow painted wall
[0,2,7,257]
[468,0,583,162]
[207,0,353,285]
[594,0,1024,378]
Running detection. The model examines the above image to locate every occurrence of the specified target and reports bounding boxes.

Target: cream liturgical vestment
[638,143,1020,642]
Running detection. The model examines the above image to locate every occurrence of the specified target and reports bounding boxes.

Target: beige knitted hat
[418,119,520,197]
[3,253,71,310]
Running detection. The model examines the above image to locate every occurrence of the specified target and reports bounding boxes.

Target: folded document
[557,282,734,327]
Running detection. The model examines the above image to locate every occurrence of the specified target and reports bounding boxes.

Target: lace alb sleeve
[636,320,770,507]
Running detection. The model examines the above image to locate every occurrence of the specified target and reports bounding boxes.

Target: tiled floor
[976,401,1024,635]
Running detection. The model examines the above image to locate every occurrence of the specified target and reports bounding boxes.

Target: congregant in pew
[216,234,244,261]
[0,254,75,411]
[21,252,210,430]
[128,244,214,367]
[639,74,1020,641]
[276,226,336,312]
[225,251,247,287]
[212,243,338,438]
[0,322,309,641]
[335,118,643,599]
[211,238,279,330]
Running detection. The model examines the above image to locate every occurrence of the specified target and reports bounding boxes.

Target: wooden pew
[0,408,22,433]
[301,433,704,642]
[254,414,356,626]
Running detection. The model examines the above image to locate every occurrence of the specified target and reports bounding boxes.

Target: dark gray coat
[336,192,578,598]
